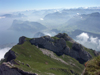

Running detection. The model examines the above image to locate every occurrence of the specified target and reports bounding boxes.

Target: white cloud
[75,32,100,51]
[40,18,44,20]
[81,17,83,18]
[90,37,98,44]
[76,32,89,43]
[84,7,88,9]
[77,13,80,15]
[44,32,51,36]
[97,40,100,49]
[0,47,11,60]
[0,16,5,19]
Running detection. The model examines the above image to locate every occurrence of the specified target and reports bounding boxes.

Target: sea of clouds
[75,32,100,51]
[0,47,11,60]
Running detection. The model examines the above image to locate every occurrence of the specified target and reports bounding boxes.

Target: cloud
[0,47,11,60]
[77,13,80,15]
[40,18,44,20]
[75,32,100,51]
[0,16,5,19]
[90,37,98,44]
[97,40,100,49]
[76,32,89,43]
[43,32,51,36]
[43,32,57,37]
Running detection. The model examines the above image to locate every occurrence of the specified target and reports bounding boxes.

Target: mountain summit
[0,33,97,75]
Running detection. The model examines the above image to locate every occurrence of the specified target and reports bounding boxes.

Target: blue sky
[0,0,100,13]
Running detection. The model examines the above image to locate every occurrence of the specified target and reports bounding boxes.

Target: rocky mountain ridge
[0,33,97,75]
[30,33,95,64]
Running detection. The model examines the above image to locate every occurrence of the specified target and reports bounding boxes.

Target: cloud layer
[0,47,11,60]
[75,32,100,51]
[0,16,5,19]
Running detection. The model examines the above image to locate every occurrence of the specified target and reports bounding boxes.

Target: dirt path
[81,68,86,75]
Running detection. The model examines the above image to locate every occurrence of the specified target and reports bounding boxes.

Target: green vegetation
[84,55,100,75]
[51,36,59,40]
[25,37,32,41]
[66,41,73,49]
[9,38,84,75]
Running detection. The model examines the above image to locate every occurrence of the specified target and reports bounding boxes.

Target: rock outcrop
[18,36,26,45]
[30,33,92,64]
[4,50,16,62]
[55,33,75,43]
[70,43,92,64]
[30,35,67,55]
[0,62,37,75]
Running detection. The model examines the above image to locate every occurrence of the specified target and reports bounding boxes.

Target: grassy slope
[10,38,84,75]
[84,55,100,75]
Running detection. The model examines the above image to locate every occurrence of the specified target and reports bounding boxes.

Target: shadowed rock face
[18,36,26,45]
[30,35,67,55]
[30,33,92,64]
[4,50,16,62]
[70,43,92,64]
[0,63,37,75]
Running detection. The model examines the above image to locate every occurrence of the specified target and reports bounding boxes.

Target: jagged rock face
[0,64,21,75]
[30,33,92,63]
[70,43,92,64]
[55,33,74,43]
[30,36,67,55]
[4,50,16,62]
[0,63,37,75]
[18,36,26,45]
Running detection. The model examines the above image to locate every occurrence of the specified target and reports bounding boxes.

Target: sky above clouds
[0,0,100,13]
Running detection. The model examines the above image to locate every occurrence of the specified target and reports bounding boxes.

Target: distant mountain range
[66,12,100,33]
[1,13,26,18]
[9,20,46,32]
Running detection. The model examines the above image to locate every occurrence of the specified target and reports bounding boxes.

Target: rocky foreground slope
[0,33,97,75]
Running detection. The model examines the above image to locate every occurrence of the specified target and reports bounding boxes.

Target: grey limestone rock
[55,33,75,42]
[0,63,37,75]
[30,33,93,63]
[30,36,67,55]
